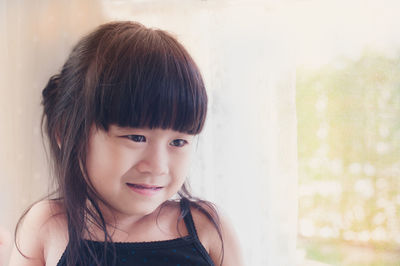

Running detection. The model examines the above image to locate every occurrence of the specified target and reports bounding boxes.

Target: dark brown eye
[126,135,146,142]
[170,139,187,147]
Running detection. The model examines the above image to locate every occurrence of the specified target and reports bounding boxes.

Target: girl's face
[85,125,195,219]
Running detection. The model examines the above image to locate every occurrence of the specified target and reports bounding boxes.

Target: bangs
[87,24,207,134]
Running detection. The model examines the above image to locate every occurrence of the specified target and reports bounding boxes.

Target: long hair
[15,21,223,265]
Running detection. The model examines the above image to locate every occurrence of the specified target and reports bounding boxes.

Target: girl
[9,21,243,266]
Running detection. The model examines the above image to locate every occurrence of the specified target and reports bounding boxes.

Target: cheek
[86,139,131,187]
[172,151,193,180]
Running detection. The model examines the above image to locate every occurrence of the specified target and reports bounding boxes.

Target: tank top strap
[179,198,199,239]
[180,198,216,266]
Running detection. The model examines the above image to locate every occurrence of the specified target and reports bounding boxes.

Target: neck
[84,200,163,241]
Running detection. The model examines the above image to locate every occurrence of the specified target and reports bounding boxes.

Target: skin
[8,125,244,266]
[0,226,12,266]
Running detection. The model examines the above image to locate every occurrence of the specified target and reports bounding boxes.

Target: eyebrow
[112,125,196,137]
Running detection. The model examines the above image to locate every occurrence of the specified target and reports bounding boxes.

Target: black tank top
[56,198,215,266]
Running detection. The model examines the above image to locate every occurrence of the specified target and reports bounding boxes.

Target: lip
[126,183,163,196]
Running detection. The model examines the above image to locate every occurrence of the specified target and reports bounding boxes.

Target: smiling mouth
[126,183,163,190]
[126,183,163,196]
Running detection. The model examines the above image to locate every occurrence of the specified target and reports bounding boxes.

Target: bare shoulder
[9,199,67,266]
[190,201,245,266]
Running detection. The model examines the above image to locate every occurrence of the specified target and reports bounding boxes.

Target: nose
[135,144,169,176]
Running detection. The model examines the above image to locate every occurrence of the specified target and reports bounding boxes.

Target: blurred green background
[296,50,400,265]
